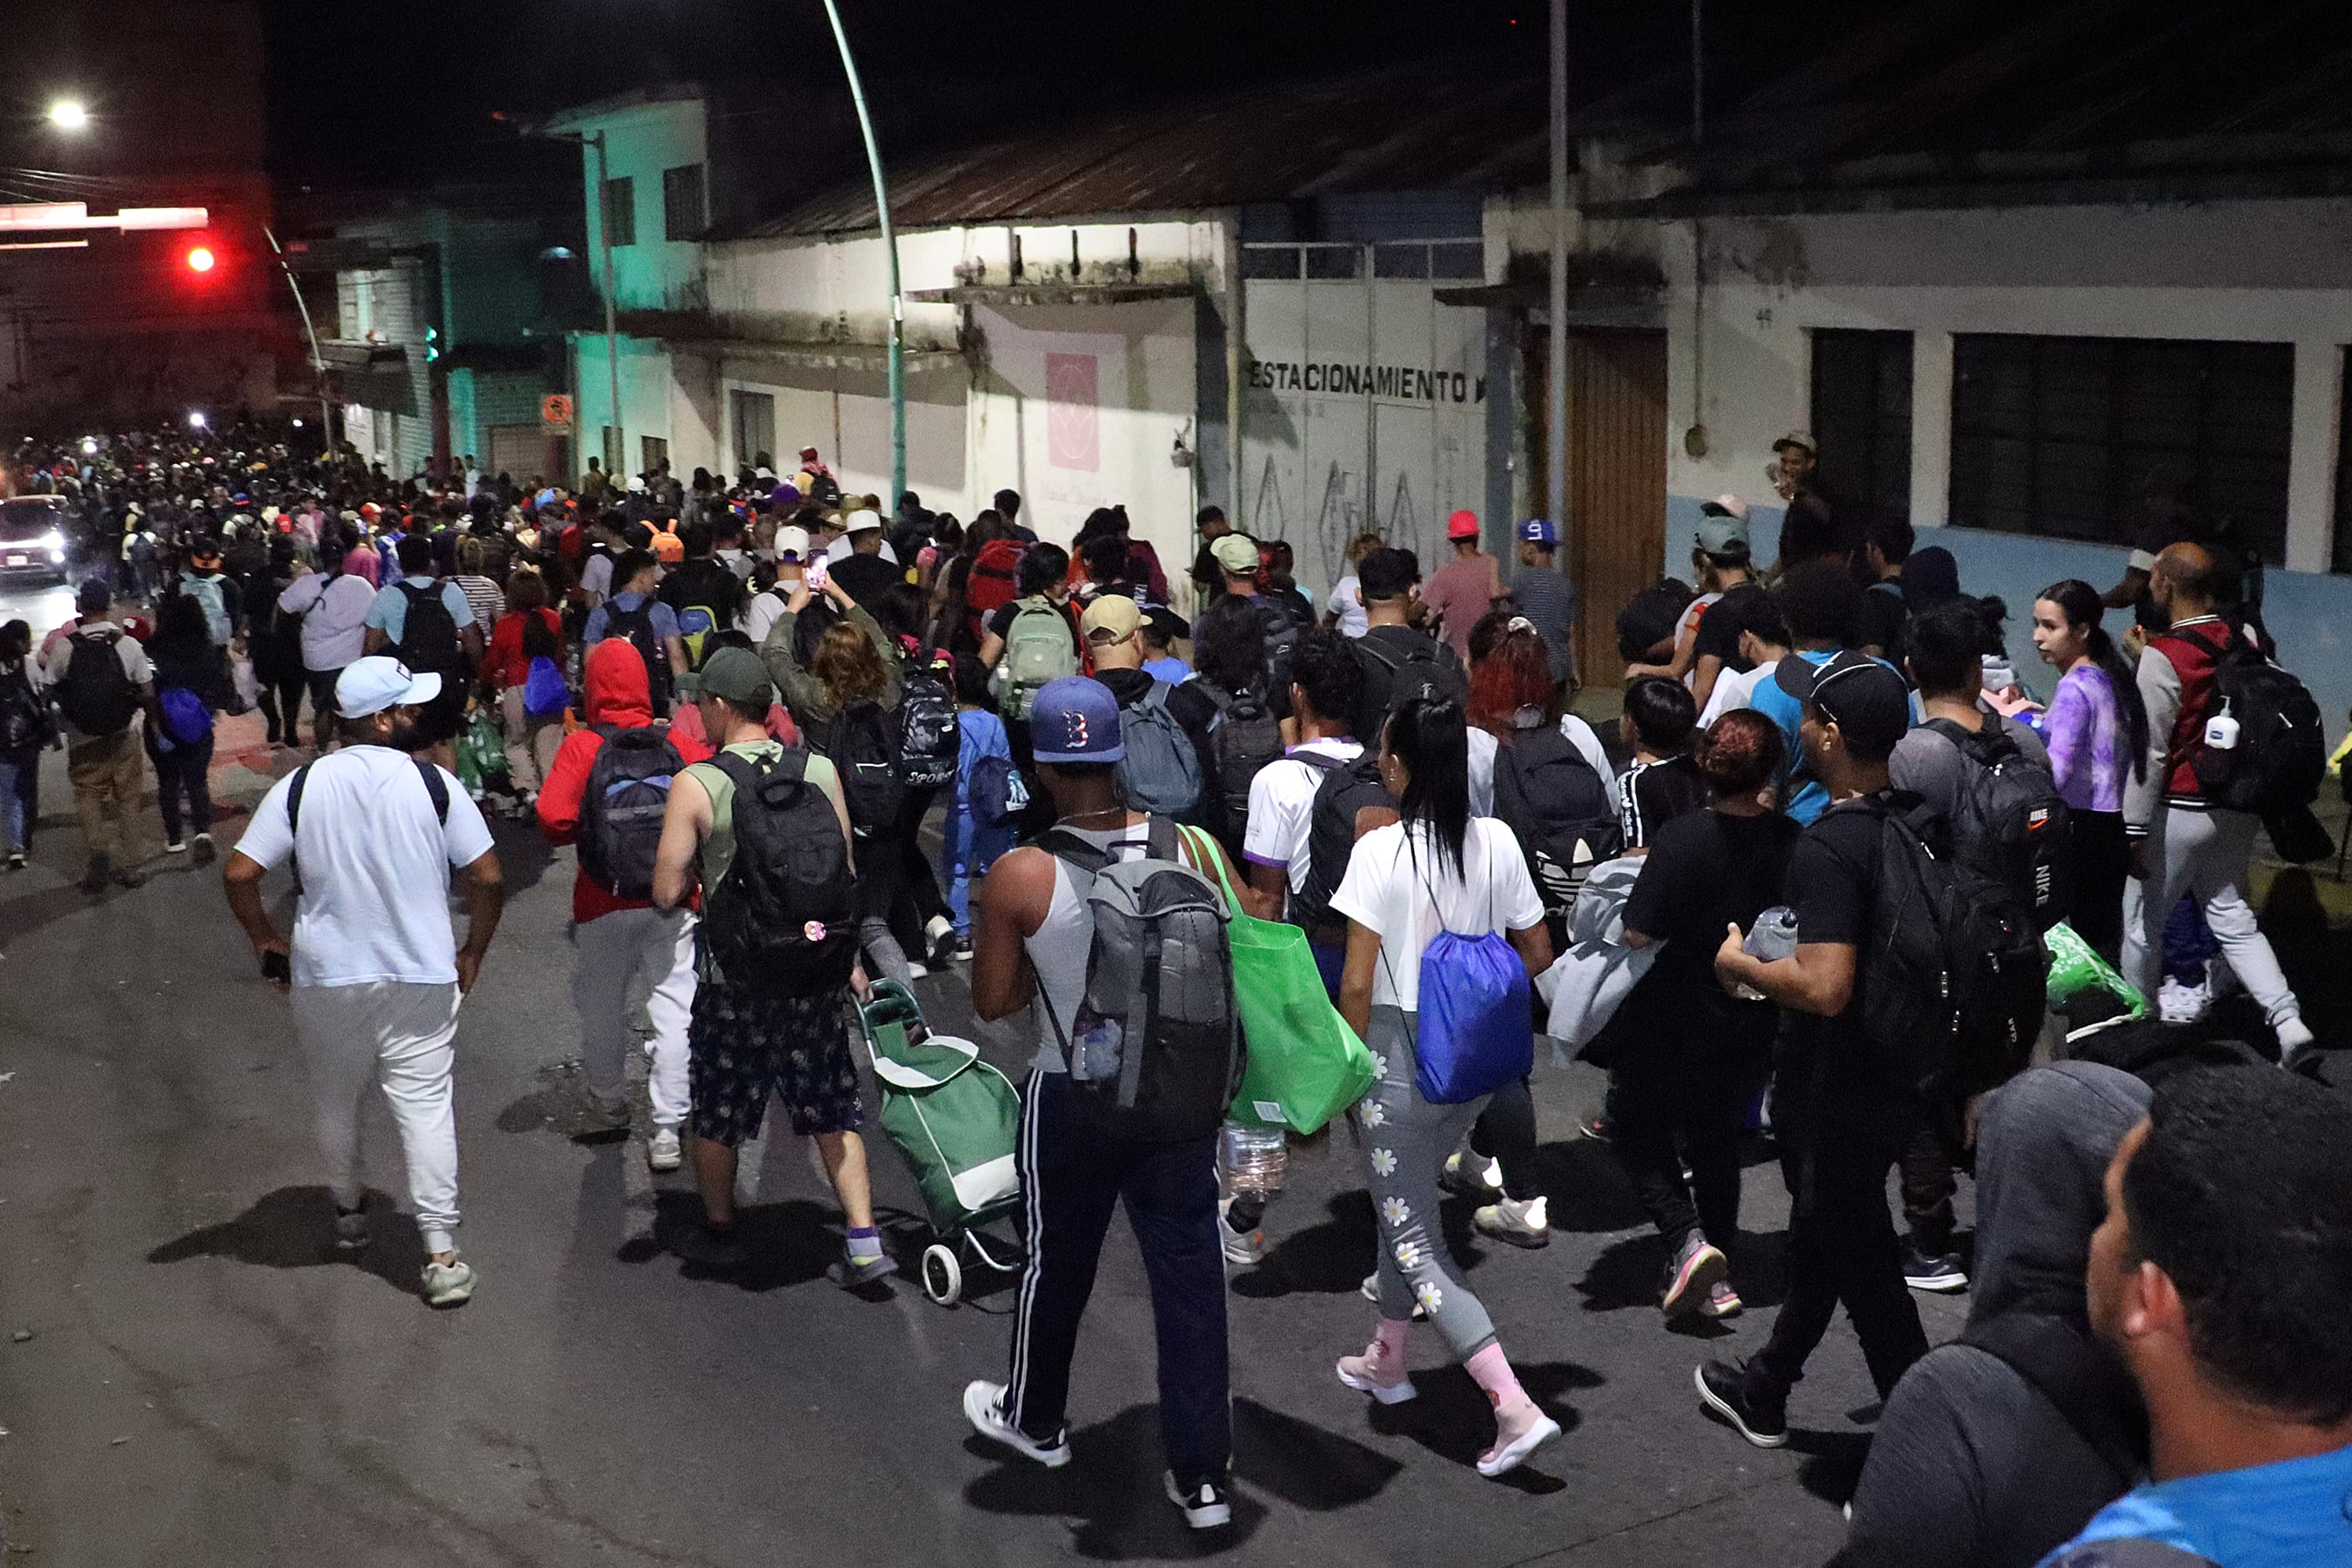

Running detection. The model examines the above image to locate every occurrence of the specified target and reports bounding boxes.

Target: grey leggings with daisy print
[1359,1004,1499,1360]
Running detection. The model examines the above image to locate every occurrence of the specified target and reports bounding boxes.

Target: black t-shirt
[1778,788,1919,1137]
[1777,486,1853,570]
[1190,539,1226,603]
[827,551,904,613]
[1350,625,1463,746]
[1855,580,1908,660]
[1617,754,1707,849]
[658,557,748,633]
[1692,580,1766,669]
[1619,807,1802,1047]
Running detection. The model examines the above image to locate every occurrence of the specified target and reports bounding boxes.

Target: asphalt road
[0,709,1967,1568]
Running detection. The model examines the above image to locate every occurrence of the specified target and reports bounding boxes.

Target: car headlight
[37,531,63,553]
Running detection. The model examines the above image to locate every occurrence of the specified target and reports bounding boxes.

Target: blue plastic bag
[1414,928,1532,1104]
[522,656,569,718]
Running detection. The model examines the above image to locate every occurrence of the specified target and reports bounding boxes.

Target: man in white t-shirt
[1698,590,1792,728]
[1242,629,1392,988]
[224,657,505,1310]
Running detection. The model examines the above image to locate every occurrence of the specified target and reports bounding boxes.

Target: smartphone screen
[805,555,829,590]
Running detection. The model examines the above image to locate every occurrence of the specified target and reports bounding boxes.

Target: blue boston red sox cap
[1029,676,1124,764]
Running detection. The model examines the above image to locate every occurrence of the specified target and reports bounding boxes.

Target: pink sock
[1465,1344,1529,1411]
[1374,1317,1410,1360]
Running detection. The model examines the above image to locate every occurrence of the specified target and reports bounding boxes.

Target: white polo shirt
[1242,737,1365,901]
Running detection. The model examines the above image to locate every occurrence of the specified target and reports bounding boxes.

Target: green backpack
[993,595,1076,720]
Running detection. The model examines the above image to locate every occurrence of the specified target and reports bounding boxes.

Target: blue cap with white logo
[1029,676,1124,764]
[1518,517,1558,546]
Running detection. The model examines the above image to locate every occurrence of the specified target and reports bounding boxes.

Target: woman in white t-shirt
[1326,693,1561,1478]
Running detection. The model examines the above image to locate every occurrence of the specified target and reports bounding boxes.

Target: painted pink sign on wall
[1045,352,1100,472]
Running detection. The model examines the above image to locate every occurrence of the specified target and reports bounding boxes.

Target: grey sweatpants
[1357,1005,1498,1362]
[2121,805,2302,1028]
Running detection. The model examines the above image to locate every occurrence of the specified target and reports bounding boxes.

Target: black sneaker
[1900,1243,1968,1293]
[1695,1358,1787,1448]
[1578,1114,1612,1143]
[1163,1471,1232,1530]
[672,1222,747,1271]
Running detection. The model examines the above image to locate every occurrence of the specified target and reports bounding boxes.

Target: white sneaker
[421,1257,477,1308]
[647,1128,682,1172]
[1218,1196,1267,1266]
[962,1380,1070,1467]
[164,837,187,855]
[1476,1405,1562,1478]
[1163,1471,1232,1530]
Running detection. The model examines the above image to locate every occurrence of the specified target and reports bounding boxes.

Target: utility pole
[589,131,624,484]
[1546,0,1569,556]
[263,225,335,448]
[820,0,905,503]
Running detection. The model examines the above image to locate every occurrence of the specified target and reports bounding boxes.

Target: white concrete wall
[574,97,709,313]
[570,335,678,478]
[1644,196,2352,730]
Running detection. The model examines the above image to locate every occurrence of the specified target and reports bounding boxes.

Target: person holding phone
[223,656,506,1310]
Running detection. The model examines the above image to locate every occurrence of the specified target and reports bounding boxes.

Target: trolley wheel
[921,1243,963,1305]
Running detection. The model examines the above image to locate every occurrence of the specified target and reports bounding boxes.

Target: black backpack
[1254,595,1304,692]
[1357,628,1466,731]
[1857,795,2045,1116]
[1490,727,1621,928]
[57,629,138,736]
[701,749,858,996]
[2181,624,2325,816]
[1922,717,2074,930]
[578,725,684,899]
[1200,680,1283,833]
[895,657,961,793]
[600,600,673,714]
[820,699,908,835]
[392,581,462,673]
[1286,750,1397,937]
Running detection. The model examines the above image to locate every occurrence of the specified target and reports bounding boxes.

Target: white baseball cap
[843,509,882,534]
[1705,493,1751,521]
[335,656,442,719]
[774,525,812,560]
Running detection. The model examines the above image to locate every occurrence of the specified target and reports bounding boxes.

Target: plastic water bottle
[1221,1124,1287,1196]
[1738,906,1799,1002]
[1075,1017,1122,1082]
[2202,697,2240,753]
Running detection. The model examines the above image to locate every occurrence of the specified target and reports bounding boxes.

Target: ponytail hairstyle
[1694,708,1786,801]
[2040,579,2149,781]
[1384,693,1471,881]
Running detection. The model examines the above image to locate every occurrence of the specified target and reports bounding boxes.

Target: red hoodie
[537,639,711,923]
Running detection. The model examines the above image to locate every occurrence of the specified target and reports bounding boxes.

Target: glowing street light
[80,438,97,455]
[186,411,207,430]
[47,99,90,132]
[184,245,217,274]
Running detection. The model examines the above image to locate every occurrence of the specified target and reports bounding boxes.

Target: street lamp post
[264,224,337,450]
[818,0,905,504]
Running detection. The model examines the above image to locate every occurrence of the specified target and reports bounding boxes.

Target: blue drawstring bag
[157,686,213,747]
[1398,840,1532,1104]
[522,655,569,718]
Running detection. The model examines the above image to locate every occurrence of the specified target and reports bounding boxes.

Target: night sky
[254,0,1833,191]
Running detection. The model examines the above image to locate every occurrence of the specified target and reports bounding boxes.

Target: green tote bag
[1181,825,1375,1135]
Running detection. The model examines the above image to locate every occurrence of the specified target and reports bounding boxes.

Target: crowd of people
[4,416,2348,1561]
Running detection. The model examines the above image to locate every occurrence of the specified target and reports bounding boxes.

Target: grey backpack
[1114,680,1203,814]
[1038,815,1242,1141]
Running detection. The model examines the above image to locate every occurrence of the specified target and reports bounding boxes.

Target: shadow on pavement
[1522,1138,1649,1233]
[963,1396,1400,1557]
[1230,1191,1374,1302]
[1792,1426,1874,1506]
[145,1184,424,1298]
[1362,1360,1597,1492]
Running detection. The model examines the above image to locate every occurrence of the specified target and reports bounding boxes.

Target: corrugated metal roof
[1643,0,2352,208]
[747,66,1556,238]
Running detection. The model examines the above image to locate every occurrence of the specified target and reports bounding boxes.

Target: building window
[1950,334,2293,564]
[663,164,706,243]
[601,177,636,248]
[640,434,668,477]
[1809,330,1913,525]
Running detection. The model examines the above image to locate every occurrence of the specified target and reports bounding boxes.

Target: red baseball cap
[1446,509,1480,541]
